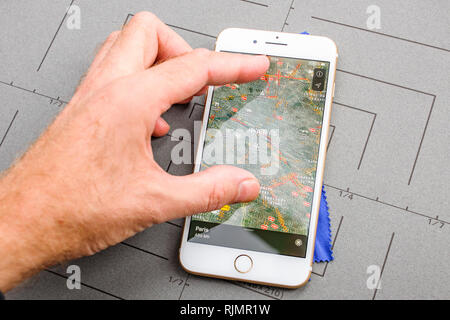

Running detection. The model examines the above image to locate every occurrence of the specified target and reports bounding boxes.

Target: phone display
[188,55,330,257]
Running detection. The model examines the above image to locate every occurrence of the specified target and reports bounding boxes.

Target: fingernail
[236,179,260,202]
[257,55,270,66]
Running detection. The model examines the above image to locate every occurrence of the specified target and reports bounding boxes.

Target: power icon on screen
[312,68,326,91]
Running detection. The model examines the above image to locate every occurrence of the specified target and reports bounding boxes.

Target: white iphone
[179,28,337,288]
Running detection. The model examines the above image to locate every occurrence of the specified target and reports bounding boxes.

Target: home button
[234,254,253,273]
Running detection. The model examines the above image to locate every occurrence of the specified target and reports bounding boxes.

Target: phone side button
[234,254,253,273]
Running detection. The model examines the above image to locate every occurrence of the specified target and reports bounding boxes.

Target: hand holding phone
[0,15,270,292]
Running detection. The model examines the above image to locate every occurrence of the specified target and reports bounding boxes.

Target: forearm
[0,164,52,292]
[0,116,138,292]
[0,127,80,292]
[0,124,100,292]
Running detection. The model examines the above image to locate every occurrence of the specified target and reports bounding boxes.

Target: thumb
[159,165,260,221]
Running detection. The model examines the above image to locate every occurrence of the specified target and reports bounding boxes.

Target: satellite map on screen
[193,55,329,236]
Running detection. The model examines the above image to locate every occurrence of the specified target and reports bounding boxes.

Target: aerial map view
[192,55,330,237]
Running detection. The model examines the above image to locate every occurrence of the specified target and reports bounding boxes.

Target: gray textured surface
[1,0,449,300]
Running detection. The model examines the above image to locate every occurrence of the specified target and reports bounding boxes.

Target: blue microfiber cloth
[314,186,333,262]
[299,31,334,263]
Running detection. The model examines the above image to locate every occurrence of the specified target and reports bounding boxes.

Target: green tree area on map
[194,56,329,236]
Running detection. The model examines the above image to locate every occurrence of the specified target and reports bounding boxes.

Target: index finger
[102,12,192,73]
[125,49,270,114]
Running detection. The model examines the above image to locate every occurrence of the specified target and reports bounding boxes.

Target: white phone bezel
[179,28,337,288]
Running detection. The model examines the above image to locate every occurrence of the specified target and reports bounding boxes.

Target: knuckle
[190,48,211,80]
[131,11,158,26]
[107,30,120,41]
[102,31,120,46]
[192,48,211,59]
[147,208,165,225]
[206,183,227,212]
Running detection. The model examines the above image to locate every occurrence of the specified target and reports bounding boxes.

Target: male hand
[0,12,269,292]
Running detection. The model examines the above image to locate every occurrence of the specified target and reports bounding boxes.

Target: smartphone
[179,28,337,288]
